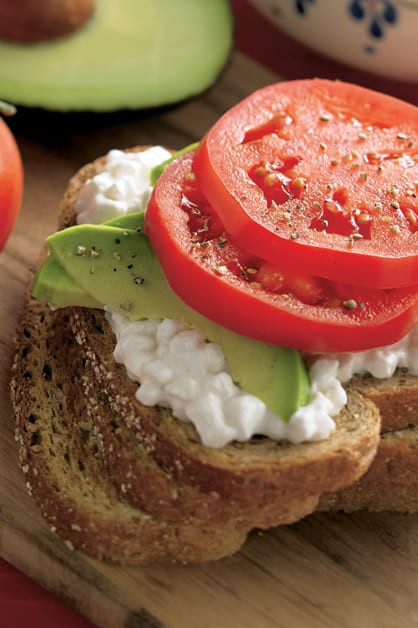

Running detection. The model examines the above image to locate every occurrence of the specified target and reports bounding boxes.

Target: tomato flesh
[195,79,418,289]
[0,117,23,251]
[146,151,418,353]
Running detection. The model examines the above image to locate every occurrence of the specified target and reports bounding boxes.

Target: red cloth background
[1,2,417,626]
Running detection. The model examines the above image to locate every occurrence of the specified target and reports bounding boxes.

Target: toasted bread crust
[11,301,253,562]
[351,372,418,433]
[10,299,331,560]
[319,428,418,513]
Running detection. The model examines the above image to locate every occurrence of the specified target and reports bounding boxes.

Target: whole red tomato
[0,113,23,251]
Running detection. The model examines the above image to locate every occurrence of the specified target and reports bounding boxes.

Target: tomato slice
[195,79,418,289]
[146,151,418,353]
[0,116,23,251]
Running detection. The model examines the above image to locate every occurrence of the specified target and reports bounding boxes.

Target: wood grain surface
[1,52,418,628]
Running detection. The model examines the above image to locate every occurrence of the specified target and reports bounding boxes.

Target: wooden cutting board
[1,52,418,628]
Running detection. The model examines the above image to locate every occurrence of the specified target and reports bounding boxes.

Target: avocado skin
[33,214,310,420]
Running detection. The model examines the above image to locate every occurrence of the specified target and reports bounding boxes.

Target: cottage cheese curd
[106,311,343,447]
[76,147,171,225]
[76,147,418,448]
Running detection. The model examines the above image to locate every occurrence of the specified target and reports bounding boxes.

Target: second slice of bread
[71,305,381,527]
[11,300,255,562]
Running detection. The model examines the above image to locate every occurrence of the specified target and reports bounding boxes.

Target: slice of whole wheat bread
[11,299,256,562]
[73,307,378,527]
[350,372,418,433]
[72,303,381,520]
[318,428,418,513]
[13,298,374,560]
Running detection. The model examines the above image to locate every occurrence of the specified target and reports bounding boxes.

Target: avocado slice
[0,0,232,111]
[33,220,310,420]
[32,256,102,309]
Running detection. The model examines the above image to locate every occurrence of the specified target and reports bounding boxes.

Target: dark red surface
[2,2,417,626]
[0,560,94,628]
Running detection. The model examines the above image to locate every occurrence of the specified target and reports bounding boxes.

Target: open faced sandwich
[11,79,418,563]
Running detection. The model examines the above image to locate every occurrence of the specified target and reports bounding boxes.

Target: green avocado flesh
[32,257,101,309]
[32,214,310,420]
[0,0,232,111]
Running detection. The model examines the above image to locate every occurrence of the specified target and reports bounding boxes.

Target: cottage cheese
[76,146,171,225]
[76,147,418,448]
[106,311,343,447]
[330,328,418,382]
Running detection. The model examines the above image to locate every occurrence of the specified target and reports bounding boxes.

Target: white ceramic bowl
[248,0,418,82]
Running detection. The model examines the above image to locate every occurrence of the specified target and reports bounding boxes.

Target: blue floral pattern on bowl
[250,0,418,80]
[292,0,406,55]
[295,0,316,15]
[349,0,398,52]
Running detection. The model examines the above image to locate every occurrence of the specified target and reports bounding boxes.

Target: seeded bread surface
[350,372,418,432]
[319,428,418,513]
[11,301,253,562]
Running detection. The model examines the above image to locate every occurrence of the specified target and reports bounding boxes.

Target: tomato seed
[342,299,357,310]
[265,173,279,186]
[323,200,340,214]
[358,212,371,224]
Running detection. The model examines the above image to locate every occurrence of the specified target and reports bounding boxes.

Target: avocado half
[0,0,233,111]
